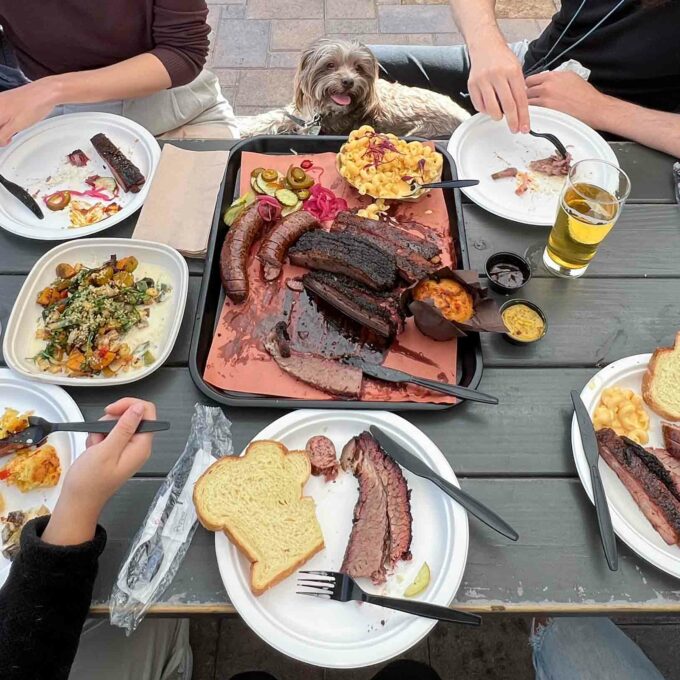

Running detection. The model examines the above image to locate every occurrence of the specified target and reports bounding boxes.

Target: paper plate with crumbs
[0,369,86,586]
[211,409,469,668]
[0,112,160,240]
[572,353,680,579]
[448,107,618,225]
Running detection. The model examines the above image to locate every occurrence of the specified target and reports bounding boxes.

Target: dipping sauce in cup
[500,300,547,344]
[485,252,531,294]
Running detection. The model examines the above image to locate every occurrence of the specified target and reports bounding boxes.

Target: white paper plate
[214,409,469,669]
[447,107,619,226]
[0,112,160,240]
[3,239,188,386]
[571,353,680,579]
[0,369,86,585]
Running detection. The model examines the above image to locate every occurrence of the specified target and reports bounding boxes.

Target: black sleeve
[0,516,107,680]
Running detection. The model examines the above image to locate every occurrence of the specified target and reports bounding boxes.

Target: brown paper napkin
[132,145,229,257]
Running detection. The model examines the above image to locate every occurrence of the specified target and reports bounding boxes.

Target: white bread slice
[643,331,680,421]
[193,440,324,595]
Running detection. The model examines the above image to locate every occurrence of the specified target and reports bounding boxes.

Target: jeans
[369,41,530,115]
[531,618,665,680]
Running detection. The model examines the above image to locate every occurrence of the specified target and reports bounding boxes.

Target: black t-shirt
[524,0,680,112]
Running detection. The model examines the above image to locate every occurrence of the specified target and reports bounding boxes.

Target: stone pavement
[204,0,561,116]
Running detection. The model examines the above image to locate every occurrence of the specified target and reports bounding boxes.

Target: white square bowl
[3,238,189,386]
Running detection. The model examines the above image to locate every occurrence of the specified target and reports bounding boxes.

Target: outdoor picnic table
[1,139,678,616]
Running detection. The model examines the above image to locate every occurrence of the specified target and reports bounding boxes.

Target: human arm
[449,0,530,133]
[0,399,156,680]
[526,71,680,158]
[0,0,209,145]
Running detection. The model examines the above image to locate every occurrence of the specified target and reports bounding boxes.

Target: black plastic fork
[297,570,481,626]
[529,130,569,159]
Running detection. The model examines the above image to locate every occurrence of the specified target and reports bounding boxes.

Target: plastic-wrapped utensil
[110,404,232,634]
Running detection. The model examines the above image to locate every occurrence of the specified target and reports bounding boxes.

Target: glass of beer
[543,159,631,278]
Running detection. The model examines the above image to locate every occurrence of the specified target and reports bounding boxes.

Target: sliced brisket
[263,322,363,399]
[301,271,402,338]
[289,231,397,291]
[596,428,680,545]
[663,423,680,460]
[336,212,440,261]
[529,153,572,177]
[340,432,412,583]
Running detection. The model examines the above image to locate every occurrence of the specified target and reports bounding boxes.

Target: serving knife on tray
[570,391,618,571]
[369,426,518,541]
[344,357,498,405]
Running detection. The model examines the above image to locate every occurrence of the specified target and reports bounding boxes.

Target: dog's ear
[294,47,315,112]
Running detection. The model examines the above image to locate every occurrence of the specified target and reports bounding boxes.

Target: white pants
[69,618,192,680]
[49,69,240,139]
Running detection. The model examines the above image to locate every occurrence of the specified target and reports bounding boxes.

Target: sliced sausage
[306,435,339,482]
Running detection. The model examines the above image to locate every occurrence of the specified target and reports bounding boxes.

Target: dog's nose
[341,77,354,89]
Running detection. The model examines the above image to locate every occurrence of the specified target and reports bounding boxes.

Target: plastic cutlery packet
[109,404,232,634]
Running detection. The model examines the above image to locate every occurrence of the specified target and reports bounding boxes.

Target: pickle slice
[404,562,431,598]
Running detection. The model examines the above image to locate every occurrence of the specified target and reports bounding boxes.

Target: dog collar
[285,112,322,135]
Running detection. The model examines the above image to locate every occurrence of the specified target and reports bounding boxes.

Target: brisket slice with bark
[336,212,441,261]
[663,423,680,460]
[263,322,363,399]
[301,270,403,338]
[340,432,412,584]
[332,221,436,283]
[288,231,397,291]
[596,428,680,545]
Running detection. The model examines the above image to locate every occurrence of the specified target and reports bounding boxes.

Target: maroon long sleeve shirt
[0,0,210,88]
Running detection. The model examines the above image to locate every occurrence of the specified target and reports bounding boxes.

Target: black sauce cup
[485,252,532,295]
[500,299,548,345]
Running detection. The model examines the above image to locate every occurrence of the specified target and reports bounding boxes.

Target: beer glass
[543,159,631,278]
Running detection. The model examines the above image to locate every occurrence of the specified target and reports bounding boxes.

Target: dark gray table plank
[613,142,677,205]
[91,477,680,614]
[0,218,206,275]
[0,275,201,368]
[70,367,591,478]
[483,278,680,368]
[464,204,680,278]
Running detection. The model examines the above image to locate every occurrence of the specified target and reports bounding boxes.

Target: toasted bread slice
[643,331,680,421]
[193,440,324,595]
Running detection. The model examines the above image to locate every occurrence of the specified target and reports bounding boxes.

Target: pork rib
[301,270,402,338]
[336,212,440,261]
[289,230,397,291]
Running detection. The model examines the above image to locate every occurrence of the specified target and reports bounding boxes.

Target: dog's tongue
[331,93,352,106]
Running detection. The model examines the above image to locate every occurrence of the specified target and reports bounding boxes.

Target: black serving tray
[189,135,483,409]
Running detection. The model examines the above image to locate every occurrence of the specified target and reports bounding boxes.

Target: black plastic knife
[344,357,498,405]
[369,425,519,541]
[570,390,618,571]
[0,173,44,219]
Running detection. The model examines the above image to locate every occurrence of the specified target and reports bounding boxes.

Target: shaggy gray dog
[238,39,469,138]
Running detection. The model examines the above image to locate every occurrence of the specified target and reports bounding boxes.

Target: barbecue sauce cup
[484,252,531,295]
[403,268,507,341]
[500,299,547,345]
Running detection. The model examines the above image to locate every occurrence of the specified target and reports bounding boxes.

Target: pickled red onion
[303,184,348,221]
[256,194,282,222]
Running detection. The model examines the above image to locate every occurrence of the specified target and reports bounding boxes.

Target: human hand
[526,71,610,129]
[0,79,61,146]
[467,37,530,134]
[42,398,157,546]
